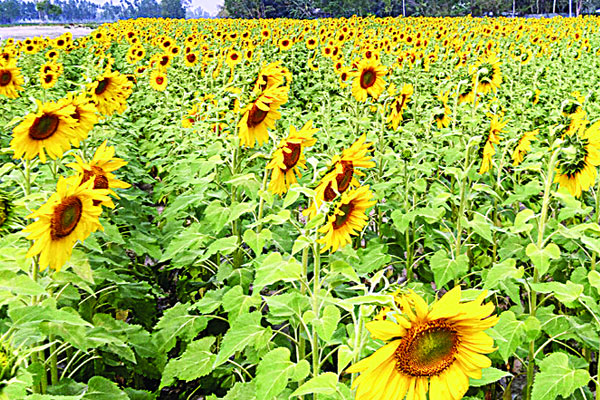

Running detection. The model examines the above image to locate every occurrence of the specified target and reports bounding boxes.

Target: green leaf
[531,353,590,400]
[160,337,216,389]
[483,259,522,290]
[430,250,468,289]
[525,242,560,276]
[511,209,535,234]
[255,347,296,400]
[530,281,583,308]
[487,311,526,362]
[82,376,128,400]
[222,286,261,322]
[221,382,256,400]
[468,213,493,243]
[470,367,512,387]
[254,253,302,289]
[0,274,46,296]
[243,229,272,255]
[313,305,341,343]
[588,270,600,294]
[214,312,268,367]
[289,372,337,398]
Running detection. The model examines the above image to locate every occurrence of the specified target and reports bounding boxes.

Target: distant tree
[161,0,186,18]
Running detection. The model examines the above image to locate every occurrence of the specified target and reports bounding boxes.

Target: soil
[0,25,92,40]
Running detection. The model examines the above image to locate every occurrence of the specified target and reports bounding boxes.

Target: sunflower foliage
[0,15,599,400]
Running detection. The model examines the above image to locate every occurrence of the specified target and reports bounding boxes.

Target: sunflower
[225,49,242,68]
[512,129,538,166]
[266,121,318,195]
[433,91,452,129]
[555,121,600,198]
[254,61,292,93]
[39,71,58,89]
[347,286,498,400]
[66,140,130,207]
[237,84,288,148]
[23,177,110,271]
[184,51,199,67]
[351,58,387,102]
[304,134,375,219]
[317,185,376,253]
[150,69,167,92]
[0,190,18,236]
[387,83,413,130]
[11,99,78,163]
[472,53,502,95]
[278,38,293,51]
[89,69,133,117]
[67,93,98,145]
[478,115,508,175]
[0,60,24,99]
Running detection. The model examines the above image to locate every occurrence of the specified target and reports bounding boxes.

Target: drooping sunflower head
[24,177,110,271]
[0,60,24,99]
[266,121,318,195]
[317,185,376,253]
[237,84,289,148]
[350,58,387,102]
[347,286,498,400]
[0,189,18,237]
[387,83,413,130]
[512,129,538,167]
[555,121,600,197]
[10,99,77,163]
[472,53,502,95]
[254,61,292,93]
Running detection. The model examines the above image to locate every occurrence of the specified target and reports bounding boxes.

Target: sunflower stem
[297,246,309,396]
[525,148,559,400]
[454,139,471,259]
[404,159,413,281]
[471,71,480,120]
[311,242,321,386]
[256,170,268,233]
[592,178,600,271]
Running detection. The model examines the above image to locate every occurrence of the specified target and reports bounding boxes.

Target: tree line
[220,0,600,18]
[0,0,205,24]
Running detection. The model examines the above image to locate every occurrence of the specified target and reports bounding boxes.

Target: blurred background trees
[0,0,597,25]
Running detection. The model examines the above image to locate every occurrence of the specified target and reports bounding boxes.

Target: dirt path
[0,25,93,41]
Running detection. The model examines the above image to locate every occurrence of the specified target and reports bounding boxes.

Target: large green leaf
[531,353,590,400]
[214,312,269,367]
[160,337,216,388]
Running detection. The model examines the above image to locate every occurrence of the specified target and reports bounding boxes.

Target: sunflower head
[347,286,498,400]
[351,58,387,102]
[0,60,24,99]
[317,185,376,253]
[24,177,110,271]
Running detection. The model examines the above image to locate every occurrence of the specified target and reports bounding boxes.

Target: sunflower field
[2,14,600,400]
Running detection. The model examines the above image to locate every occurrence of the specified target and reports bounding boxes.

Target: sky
[189,0,223,15]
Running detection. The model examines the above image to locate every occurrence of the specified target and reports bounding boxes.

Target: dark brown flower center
[51,196,83,239]
[333,202,354,229]
[156,77,164,85]
[0,71,12,87]
[360,68,376,89]
[95,78,110,95]
[247,104,269,128]
[29,114,60,140]
[395,320,460,377]
[283,143,301,170]
[187,54,196,63]
[324,161,354,201]
[44,74,53,84]
[0,198,7,227]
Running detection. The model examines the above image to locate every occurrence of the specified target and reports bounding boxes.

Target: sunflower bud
[401,149,412,161]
